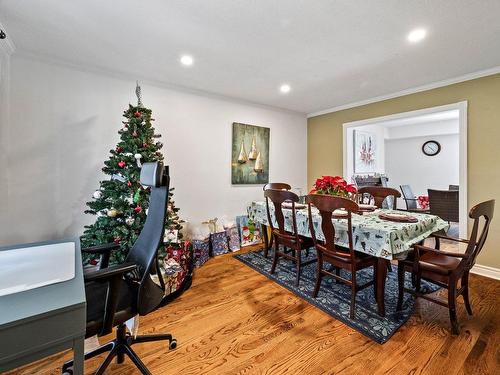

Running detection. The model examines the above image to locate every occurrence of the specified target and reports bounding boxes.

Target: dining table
[248,201,449,317]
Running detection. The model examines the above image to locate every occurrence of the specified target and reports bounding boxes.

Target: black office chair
[63,162,176,375]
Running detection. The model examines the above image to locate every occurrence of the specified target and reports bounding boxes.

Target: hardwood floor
[6,244,499,375]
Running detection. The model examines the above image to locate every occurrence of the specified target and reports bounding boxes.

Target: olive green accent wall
[308,73,500,269]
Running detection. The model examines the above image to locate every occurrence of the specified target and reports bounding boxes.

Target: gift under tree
[81,84,184,265]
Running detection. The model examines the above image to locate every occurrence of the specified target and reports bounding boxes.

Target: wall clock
[422,140,441,156]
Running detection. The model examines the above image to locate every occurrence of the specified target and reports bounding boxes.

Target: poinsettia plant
[310,176,357,197]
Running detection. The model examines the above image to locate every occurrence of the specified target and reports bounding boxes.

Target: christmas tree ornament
[125,216,134,226]
[142,142,148,148]
[113,237,121,244]
[127,180,132,187]
[92,190,102,199]
[134,111,141,118]
[116,146,123,153]
[118,161,126,168]
[132,130,138,138]
[134,205,142,214]
[134,153,143,167]
[155,141,163,148]
[133,189,141,203]
[136,81,143,107]
[125,196,134,205]
[107,208,118,217]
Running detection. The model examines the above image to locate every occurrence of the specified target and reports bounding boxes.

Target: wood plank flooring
[5,244,499,375]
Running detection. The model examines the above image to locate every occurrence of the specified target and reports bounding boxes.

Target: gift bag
[193,238,210,267]
[210,231,229,256]
[236,215,261,247]
[221,216,240,252]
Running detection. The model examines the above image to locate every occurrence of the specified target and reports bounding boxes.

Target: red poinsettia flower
[311,175,357,198]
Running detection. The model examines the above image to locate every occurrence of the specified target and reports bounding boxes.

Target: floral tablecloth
[248,201,448,260]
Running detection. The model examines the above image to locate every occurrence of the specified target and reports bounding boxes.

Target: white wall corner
[470,264,500,281]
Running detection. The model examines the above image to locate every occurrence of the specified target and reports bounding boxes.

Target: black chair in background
[262,183,291,257]
[428,189,459,223]
[63,162,176,375]
[400,184,430,213]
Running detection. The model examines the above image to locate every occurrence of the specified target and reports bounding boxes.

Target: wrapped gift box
[236,215,261,247]
[165,241,193,289]
[193,237,210,267]
[210,231,229,256]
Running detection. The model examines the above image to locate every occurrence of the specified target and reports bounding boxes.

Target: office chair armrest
[82,243,123,270]
[82,242,121,254]
[414,244,469,259]
[84,262,137,282]
[84,262,137,336]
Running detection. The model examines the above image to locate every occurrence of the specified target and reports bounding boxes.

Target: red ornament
[113,237,121,244]
[134,111,141,118]
[127,181,132,187]
[134,206,142,214]
[142,142,148,148]
[132,130,138,138]
[118,161,126,168]
[116,146,123,153]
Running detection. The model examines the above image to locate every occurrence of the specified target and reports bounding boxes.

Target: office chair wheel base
[169,339,177,350]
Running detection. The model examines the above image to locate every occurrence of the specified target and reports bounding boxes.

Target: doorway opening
[343,101,467,238]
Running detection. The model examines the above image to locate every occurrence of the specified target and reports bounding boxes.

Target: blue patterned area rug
[235,249,438,344]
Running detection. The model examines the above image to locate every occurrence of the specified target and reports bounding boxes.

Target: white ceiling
[1,0,500,114]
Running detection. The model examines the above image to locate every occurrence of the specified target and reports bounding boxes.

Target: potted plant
[310,176,357,198]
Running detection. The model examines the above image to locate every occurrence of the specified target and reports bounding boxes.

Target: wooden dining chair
[357,186,401,210]
[306,194,378,319]
[262,183,292,257]
[396,200,495,334]
[264,189,315,286]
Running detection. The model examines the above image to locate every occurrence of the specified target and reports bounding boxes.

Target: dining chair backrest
[306,194,359,260]
[449,185,459,191]
[264,189,300,242]
[460,200,495,273]
[357,186,401,210]
[263,182,291,191]
[428,189,459,222]
[400,184,418,210]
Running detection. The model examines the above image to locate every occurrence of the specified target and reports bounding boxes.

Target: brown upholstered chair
[357,186,401,210]
[400,184,430,213]
[428,189,459,223]
[262,183,292,257]
[306,194,378,319]
[397,200,495,334]
[265,189,315,286]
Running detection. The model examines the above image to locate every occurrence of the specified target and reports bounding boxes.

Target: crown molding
[0,21,15,56]
[307,66,500,118]
[14,50,305,117]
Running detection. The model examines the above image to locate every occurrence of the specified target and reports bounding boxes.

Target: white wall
[385,133,459,207]
[345,124,385,182]
[0,56,307,245]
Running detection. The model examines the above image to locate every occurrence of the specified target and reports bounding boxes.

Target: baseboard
[470,264,500,281]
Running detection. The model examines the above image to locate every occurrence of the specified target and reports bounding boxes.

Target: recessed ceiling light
[180,55,194,66]
[280,84,291,94]
[407,28,427,43]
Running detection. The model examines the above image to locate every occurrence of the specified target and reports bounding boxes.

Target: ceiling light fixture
[407,28,427,43]
[279,84,291,94]
[180,55,194,66]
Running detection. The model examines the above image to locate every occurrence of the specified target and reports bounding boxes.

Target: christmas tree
[81,84,183,264]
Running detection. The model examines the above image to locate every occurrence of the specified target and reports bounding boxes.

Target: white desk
[0,239,86,374]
